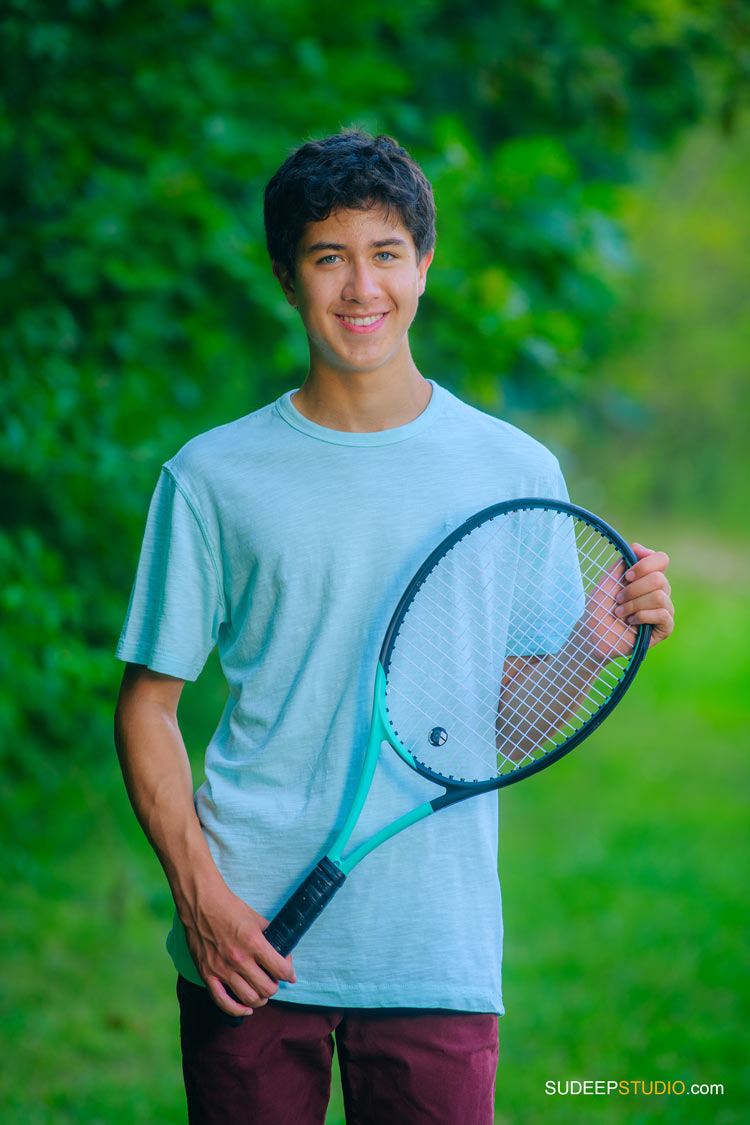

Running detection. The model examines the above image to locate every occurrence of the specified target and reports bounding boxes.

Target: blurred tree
[525,120,750,531]
[0,0,747,775]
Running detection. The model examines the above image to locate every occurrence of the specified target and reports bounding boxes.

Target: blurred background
[1,2,748,1122]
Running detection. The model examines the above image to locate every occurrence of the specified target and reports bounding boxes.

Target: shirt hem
[272,988,504,1016]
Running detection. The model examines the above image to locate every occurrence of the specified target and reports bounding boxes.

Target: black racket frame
[380,497,651,811]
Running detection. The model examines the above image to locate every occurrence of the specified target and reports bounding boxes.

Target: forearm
[496,635,605,759]
[114,665,295,1011]
[114,689,224,920]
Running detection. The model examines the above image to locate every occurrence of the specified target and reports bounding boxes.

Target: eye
[375,251,396,261]
[317,254,341,265]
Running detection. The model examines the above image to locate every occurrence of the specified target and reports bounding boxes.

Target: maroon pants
[178,976,498,1125]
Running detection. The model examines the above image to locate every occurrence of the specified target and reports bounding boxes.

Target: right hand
[180,883,296,1017]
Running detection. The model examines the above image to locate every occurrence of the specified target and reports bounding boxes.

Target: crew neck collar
[274,381,445,447]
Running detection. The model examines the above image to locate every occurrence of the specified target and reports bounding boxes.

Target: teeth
[339,314,384,325]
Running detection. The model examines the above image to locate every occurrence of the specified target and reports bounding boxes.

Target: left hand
[614,544,674,648]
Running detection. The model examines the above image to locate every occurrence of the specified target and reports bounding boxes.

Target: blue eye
[375,251,395,261]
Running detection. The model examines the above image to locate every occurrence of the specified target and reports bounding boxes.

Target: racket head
[379,498,650,791]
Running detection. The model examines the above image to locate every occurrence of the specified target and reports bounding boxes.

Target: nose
[341,259,382,304]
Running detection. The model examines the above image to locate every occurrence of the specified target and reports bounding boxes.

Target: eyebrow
[305,237,408,255]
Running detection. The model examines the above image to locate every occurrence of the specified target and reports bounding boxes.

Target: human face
[274,207,433,381]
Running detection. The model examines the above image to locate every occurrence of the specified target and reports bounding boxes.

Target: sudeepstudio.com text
[545,1080,724,1097]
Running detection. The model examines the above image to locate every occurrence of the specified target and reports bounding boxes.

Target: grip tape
[221,858,346,1028]
[263,857,346,956]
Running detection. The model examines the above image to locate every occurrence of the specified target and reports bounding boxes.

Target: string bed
[384,507,637,783]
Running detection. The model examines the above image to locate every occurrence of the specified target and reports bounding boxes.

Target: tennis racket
[232,498,649,1019]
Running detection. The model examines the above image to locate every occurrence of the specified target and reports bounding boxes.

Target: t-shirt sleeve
[115,467,226,681]
[505,462,585,657]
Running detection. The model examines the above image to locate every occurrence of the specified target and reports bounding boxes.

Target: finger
[257,940,297,985]
[623,607,675,644]
[229,972,275,1008]
[283,953,296,983]
[624,549,670,582]
[615,589,674,620]
[207,975,256,1016]
[242,950,296,1000]
[619,577,672,605]
[615,572,671,609]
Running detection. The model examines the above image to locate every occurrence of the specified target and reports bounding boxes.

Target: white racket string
[384,507,638,782]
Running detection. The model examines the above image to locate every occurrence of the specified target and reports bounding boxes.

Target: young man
[115,132,674,1124]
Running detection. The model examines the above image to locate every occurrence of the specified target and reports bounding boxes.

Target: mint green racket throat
[328,663,434,876]
[258,662,443,965]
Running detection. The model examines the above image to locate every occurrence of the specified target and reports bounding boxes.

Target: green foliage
[511,121,750,531]
[1,2,745,780]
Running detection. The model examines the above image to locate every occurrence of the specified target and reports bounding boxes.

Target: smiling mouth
[335,313,388,332]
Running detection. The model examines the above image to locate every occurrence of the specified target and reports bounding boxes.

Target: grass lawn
[1,544,746,1123]
[492,562,748,1125]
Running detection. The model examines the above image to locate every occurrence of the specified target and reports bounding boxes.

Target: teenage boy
[115,132,674,1125]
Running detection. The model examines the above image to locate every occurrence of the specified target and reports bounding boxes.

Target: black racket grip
[221,858,345,1028]
[263,857,346,956]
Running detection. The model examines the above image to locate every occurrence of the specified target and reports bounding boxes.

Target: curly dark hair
[264,131,436,275]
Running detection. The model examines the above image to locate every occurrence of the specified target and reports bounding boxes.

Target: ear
[273,261,297,307]
[417,248,434,296]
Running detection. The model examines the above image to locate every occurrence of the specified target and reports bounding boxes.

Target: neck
[291,359,432,433]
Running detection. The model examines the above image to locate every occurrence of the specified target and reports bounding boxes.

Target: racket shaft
[263,857,346,956]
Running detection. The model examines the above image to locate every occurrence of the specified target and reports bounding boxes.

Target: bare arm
[114,663,295,1016]
[496,640,609,761]
[496,544,674,759]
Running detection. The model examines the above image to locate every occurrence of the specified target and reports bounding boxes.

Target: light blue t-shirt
[116,381,569,1013]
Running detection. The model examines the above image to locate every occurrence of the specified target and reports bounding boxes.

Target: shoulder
[164,400,280,490]
[437,385,562,479]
